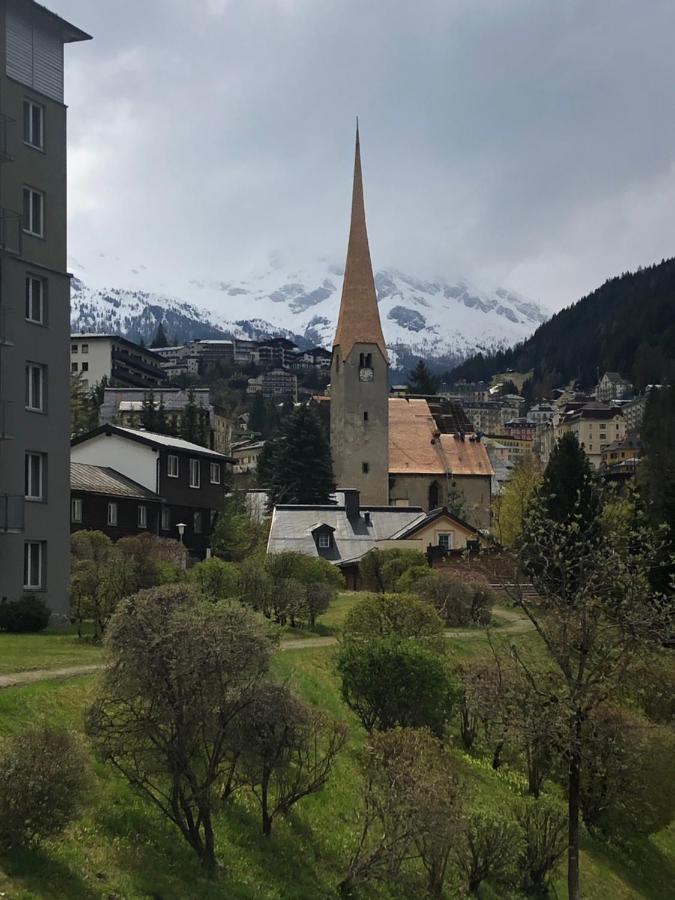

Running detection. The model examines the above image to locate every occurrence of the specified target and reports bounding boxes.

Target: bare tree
[86,584,276,874]
[234,682,347,836]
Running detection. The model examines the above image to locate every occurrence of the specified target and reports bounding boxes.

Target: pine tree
[407,359,440,395]
[249,391,267,436]
[638,383,675,540]
[151,322,169,349]
[540,432,598,525]
[267,406,335,507]
[141,390,158,432]
[180,388,199,443]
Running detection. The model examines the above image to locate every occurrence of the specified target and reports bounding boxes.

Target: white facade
[71,433,158,492]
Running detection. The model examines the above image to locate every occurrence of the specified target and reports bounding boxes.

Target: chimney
[343,489,361,521]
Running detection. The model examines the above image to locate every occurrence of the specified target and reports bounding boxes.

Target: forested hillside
[448,258,675,391]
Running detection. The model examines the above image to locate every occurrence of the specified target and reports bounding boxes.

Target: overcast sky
[57,0,675,310]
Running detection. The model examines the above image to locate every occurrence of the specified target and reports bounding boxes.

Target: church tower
[330,124,390,506]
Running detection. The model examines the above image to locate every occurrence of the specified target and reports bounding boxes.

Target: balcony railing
[0,209,22,254]
[0,114,16,163]
[0,495,25,533]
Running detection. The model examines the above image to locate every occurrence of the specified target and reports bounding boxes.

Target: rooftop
[72,425,230,459]
[71,463,162,501]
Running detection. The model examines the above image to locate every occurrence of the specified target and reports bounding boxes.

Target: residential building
[0,1,90,616]
[246,368,298,401]
[623,386,660,435]
[267,490,489,589]
[330,125,390,506]
[231,439,266,475]
[557,403,626,469]
[595,371,633,402]
[70,334,164,389]
[99,386,232,453]
[388,398,493,530]
[483,434,533,466]
[440,381,490,403]
[502,419,537,442]
[70,462,165,540]
[601,436,641,468]
[526,402,556,425]
[71,425,231,559]
[461,400,513,434]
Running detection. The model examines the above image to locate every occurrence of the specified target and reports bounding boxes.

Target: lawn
[0,596,672,898]
[0,628,103,675]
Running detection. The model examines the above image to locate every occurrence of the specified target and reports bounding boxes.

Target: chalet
[71,425,232,558]
[71,463,164,540]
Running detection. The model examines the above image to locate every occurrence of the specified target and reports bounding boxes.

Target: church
[329,126,493,530]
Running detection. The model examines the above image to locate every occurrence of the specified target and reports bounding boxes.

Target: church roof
[388,398,494,477]
[332,124,388,362]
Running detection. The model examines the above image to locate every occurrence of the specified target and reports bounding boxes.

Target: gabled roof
[389,506,486,541]
[267,503,424,563]
[71,463,163,501]
[71,425,230,460]
[332,124,388,362]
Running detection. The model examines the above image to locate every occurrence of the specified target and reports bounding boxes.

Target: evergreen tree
[407,359,440,395]
[70,373,99,436]
[156,394,168,434]
[249,391,267,436]
[266,406,335,507]
[151,322,169,349]
[140,390,158,432]
[638,383,675,544]
[540,432,598,525]
[180,388,199,444]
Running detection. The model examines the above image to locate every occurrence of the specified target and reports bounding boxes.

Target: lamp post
[176,523,187,570]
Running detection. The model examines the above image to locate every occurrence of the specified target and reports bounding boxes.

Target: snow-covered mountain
[69,255,548,373]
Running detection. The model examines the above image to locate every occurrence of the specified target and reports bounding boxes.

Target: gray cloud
[57,0,675,309]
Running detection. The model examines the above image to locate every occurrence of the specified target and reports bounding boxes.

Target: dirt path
[0,609,534,688]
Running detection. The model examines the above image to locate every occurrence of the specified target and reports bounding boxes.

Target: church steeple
[333,122,388,361]
[330,123,390,508]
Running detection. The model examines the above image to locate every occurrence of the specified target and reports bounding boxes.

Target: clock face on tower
[359,367,374,382]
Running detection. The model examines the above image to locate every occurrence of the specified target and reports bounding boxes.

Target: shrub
[0,728,89,849]
[0,595,51,633]
[342,592,446,651]
[457,810,522,895]
[396,564,432,594]
[188,557,239,600]
[336,637,458,735]
[358,548,428,592]
[414,573,495,627]
[515,800,567,895]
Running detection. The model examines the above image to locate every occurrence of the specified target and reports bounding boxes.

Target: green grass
[279,590,364,640]
[0,601,672,898]
[0,628,103,675]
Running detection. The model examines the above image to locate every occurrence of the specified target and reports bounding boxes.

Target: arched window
[428,481,440,510]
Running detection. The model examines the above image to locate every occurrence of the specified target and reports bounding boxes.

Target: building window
[81,362,88,372]
[22,187,44,237]
[72,344,78,353]
[138,505,147,528]
[71,362,78,373]
[23,100,44,149]
[107,502,118,526]
[71,498,83,523]
[438,533,453,550]
[362,462,369,474]
[24,541,44,590]
[25,452,44,501]
[25,363,46,411]
[161,506,170,531]
[189,459,201,488]
[318,533,331,549]
[209,462,221,484]
[363,411,369,422]
[167,454,179,478]
[81,344,89,354]
[25,275,45,324]
[193,511,202,534]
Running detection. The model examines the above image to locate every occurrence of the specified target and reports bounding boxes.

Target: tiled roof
[267,504,424,564]
[332,126,388,362]
[388,398,494,478]
[71,463,162,501]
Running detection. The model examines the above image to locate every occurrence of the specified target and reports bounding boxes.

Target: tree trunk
[261,769,272,837]
[200,812,217,875]
[492,738,505,770]
[567,712,582,900]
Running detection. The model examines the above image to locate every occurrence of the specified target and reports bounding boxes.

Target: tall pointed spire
[332,122,388,361]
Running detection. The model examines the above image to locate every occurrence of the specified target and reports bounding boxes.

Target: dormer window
[311,523,335,552]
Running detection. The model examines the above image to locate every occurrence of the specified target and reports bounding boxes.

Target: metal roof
[267,504,424,563]
[72,425,231,460]
[71,463,163,501]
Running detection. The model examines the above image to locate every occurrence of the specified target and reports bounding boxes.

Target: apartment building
[70,334,164,389]
[0,1,90,615]
[557,403,626,469]
[246,368,298,401]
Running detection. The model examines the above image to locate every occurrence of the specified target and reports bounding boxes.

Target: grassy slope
[0,601,672,899]
[0,629,102,675]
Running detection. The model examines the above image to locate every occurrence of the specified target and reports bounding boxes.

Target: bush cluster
[0,595,50,633]
[414,573,496,626]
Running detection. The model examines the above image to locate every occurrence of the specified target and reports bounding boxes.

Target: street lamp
[176,522,186,542]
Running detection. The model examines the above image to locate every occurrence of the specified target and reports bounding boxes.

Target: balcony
[0,208,22,254]
[0,114,16,163]
[0,495,25,533]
